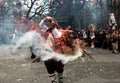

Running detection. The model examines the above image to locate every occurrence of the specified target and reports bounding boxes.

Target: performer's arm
[39,19,49,30]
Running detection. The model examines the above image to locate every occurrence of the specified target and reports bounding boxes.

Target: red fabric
[106,24,110,29]
[89,29,94,32]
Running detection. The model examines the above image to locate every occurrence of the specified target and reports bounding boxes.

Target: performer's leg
[91,41,95,48]
[58,73,64,83]
[55,61,64,83]
[29,47,36,59]
[49,74,57,83]
[44,59,57,82]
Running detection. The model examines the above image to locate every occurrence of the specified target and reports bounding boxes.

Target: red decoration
[48,1,51,5]
[112,0,115,3]
[90,0,95,3]
[80,0,84,4]
[13,2,16,6]
[60,1,63,4]
[35,2,39,6]
[24,1,28,5]
[106,24,110,29]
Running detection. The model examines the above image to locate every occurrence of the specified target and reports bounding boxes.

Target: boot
[49,74,57,83]
[91,42,95,48]
[58,73,64,83]
[91,44,94,48]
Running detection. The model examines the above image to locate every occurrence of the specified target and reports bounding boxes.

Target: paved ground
[0,45,120,83]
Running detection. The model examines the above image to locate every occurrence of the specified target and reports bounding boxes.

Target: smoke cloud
[14,30,83,64]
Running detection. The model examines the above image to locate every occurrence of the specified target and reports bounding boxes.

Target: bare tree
[22,0,63,20]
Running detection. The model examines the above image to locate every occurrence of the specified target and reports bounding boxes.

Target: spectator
[88,24,96,48]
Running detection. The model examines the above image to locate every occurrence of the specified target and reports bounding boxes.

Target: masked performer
[15,16,83,83]
[39,16,64,83]
[38,16,84,83]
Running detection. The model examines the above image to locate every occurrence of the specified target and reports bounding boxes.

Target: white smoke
[40,46,83,64]
[14,30,83,64]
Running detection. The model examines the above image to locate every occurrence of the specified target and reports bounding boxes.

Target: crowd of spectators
[78,25,120,54]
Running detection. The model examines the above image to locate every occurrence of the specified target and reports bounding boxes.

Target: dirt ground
[0,45,120,83]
